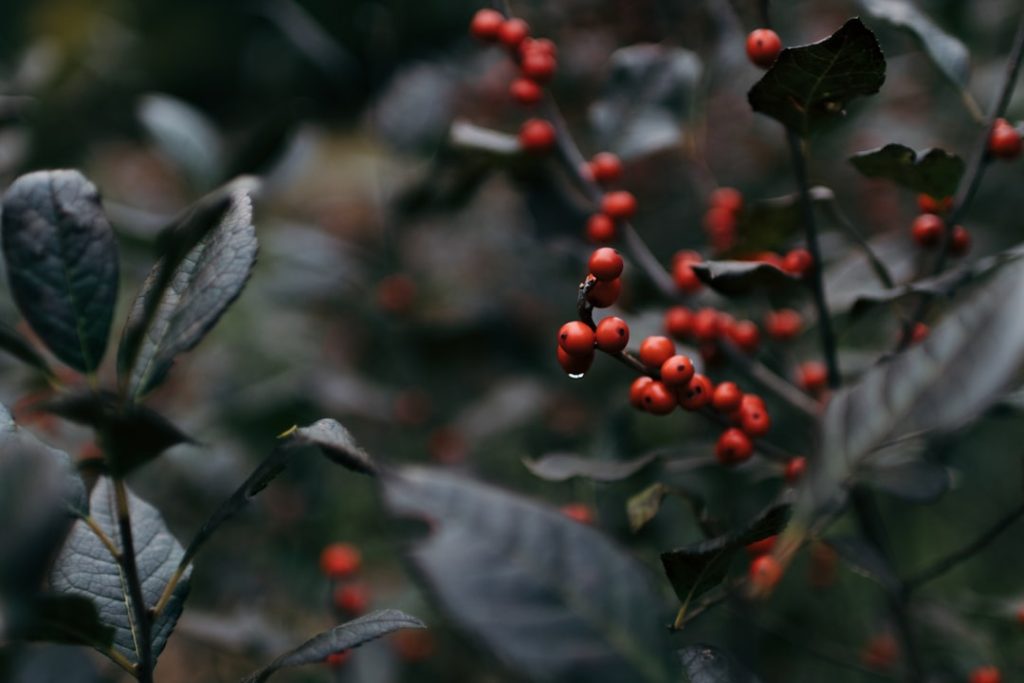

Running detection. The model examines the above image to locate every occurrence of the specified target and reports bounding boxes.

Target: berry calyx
[587,277,622,307]
[988,118,1021,160]
[745,535,778,558]
[558,321,595,355]
[469,9,505,41]
[586,214,616,243]
[728,319,760,353]
[560,502,595,524]
[969,666,1002,683]
[797,361,828,394]
[784,456,807,484]
[664,306,693,339]
[716,427,754,465]
[510,77,543,105]
[589,152,623,183]
[595,316,630,352]
[643,380,678,415]
[629,376,654,409]
[638,335,676,369]
[659,354,696,386]
[764,309,803,341]
[782,248,813,277]
[588,247,624,281]
[334,582,370,615]
[601,191,638,220]
[709,187,743,215]
[746,29,782,68]
[519,118,556,154]
[497,18,530,49]
[748,554,783,590]
[911,213,944,248]
[320,543,362,579]
[712,381,743,412]
[678,373,713,410]
[556,345,594,375]
[949,225,971,257]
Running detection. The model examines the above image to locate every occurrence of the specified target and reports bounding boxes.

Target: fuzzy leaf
[849,144,964,198]
[523,452,658,482]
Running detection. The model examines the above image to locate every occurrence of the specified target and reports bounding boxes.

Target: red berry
[560,502,595,524]
[671,256,704,293]
[334,582,370,615]
[691,308,720,342]
[708,223,737,253]
[587,277,621,308]
[784,456,807,484]
[764,309,802,341]
[519,118,556,154]
[326,651,352,667]
[909,322,929,344]
[739,397,771,437]
[716,427,754,465]
[745,535,778,558]
[556,345,594,375]
[510,77,543,105]
[678,373,712,410]
[729,320,760,353]
[782,248,813,277]
[520,37,557,58]
[949,225,971,256]
[595,316,630,352]
[497,18,530,48]
[320,543,362,579]
[917,194,953,214]
[664,306,693,339]
[703,206,737,235]
[469,9,505,41]
[643,380,678,415]
[911,213,944,247]
[589,152,623,184]
[638,335,676,369]
[586,213,616,243]
[860,634,898,670]
[709,187,743,215]
[629,376,654,409]
[521,50,556,83]
[558,321,595,355]
[601,191,637,220]
[659,355,695,386]
[746,29,782,68]
[988,118,1021,159]
[589,247,624,281]
[749,554,783,589]
[970,666,1002,683]
[392,629,436,662]
[712,381,743,412]
[797,361,828,394]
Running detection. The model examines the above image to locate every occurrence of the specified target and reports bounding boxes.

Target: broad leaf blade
[138,94,224,189]
[1,170,119,373]
[690,261,800,296]
[849,144,964,198]
[381,466,675,683]
[727,186,835,256]
[50,478,191,667]
[523,452,658,482]
[241,610,425,683]
[287,419,377,476]
[748,19,886,135]
[0,321,52,375]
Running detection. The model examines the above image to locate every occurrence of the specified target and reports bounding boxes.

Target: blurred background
[1,0,1024,680]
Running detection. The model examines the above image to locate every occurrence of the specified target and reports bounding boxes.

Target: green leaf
[523,452,658,482]
[138,94,225,190]
[286,419,378,476]
[679,645,762,682]
[1,170,119,373]
[856,0,970,88]
[627,483,672,533]
[240,610,426,683]
[381,466,675,683]
[118,178,259,398]
[690,261,801,297]
[849,144,964,198]
[748,19,886,135]
[590,44,703,159]
[3,594,114,649]
[50,477,191,667]
[0,321,52,376]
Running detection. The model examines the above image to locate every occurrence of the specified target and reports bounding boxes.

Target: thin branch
[717,339,820,418]
[113,478,154,683]
[821,200,895,290]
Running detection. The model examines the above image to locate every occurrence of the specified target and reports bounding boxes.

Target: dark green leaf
[824,537,900,593]
[589,44,702,159]
[690,261,800,296]
[748,19,886,135]
[3,594,114,649]
[728,186,834,256]
[381,466,675,683]
[286,419,378,476]
[1,170,119,373]
[240,610,426,683]
[50,477,191,667]
[41,390,193,476]
[627,483,672,533]
[118,178,259,398]
[523,452,658,482]
[138,94,224,189]
[679,645,762,683]
[849,144,964,198]
[856,0,970,87]
[0,321,51,375]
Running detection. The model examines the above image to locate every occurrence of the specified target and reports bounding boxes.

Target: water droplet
[568,372,585,380]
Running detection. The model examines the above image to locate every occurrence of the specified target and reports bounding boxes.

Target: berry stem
[785,131,841,389]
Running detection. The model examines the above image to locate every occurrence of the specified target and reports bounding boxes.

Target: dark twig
[113,478,154,683]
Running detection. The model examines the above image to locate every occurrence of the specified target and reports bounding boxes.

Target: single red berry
[739,398,771,437]
[558,321,595,356]
[589,152,623,183]
[520,37,557,58]
[749,554,783,589]
[917,194,953,214]
[716,427,754,465]
[746,28,782,68]
[643,380,678,415]
[601,191,637,220]
[560,502,595,524]
[334,582,370,615]
[712,382,743,412]
[703,206,737,235]
[764,309,803,341]
[729,320,760,353]
[708,223,737,253]
[392,629,436,662]
[326,651,352,667]
[587,277,621,308]
[691,308,720,342]
[521,50,556,83]
[969,666,1003,683]
[949,225,971,257]
[784,456,807,484]
[745,535,778,558]
[469,9,505,41]
[797,361,828,394]
[586,213,616,243]
[320,543,362,579]
[659,355,695,386]
[860,634,899,670]
[709,187,743,215]
[678,373,712,410]
[629,376,654,409]
[510,77,543,105]
[1016,605,1024,626]
[497,18,530,48]
[589,247,624,281]
[638,335,676,369]
[664,306,693,339]
[988,118,1022,159]
[782,248,813,277]
[519,118,556,154]
[595,316,630,352]
[556,345,594,375]
[910,322,929,344]
[911,213,944,248]
[672,256,704,293]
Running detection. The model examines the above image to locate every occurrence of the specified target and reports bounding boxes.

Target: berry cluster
[319,542,366,667]
[910,209,970,255]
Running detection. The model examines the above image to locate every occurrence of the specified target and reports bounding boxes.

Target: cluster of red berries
[988,117,1022,160]
[703,187,743,253]
[319,542,368,667]
[664,303,804,365]
[910,211,970,255]
[746,29,783,69]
